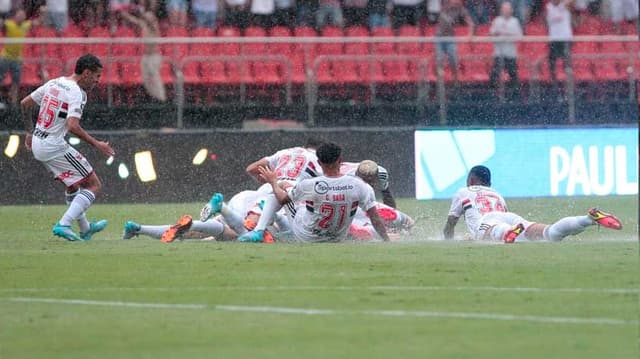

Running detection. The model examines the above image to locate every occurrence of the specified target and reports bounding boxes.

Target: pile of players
[121,139,622,244]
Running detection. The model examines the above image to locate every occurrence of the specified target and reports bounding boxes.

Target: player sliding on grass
[243,142,390,243]
[21,54,113,241]
[123,188,287,242]
[443,165,622,243]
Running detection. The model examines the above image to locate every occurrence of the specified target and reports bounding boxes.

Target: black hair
[304,137,325,149]
[469,165,491,186]
[74,54,103,75]
[316,142,342,165]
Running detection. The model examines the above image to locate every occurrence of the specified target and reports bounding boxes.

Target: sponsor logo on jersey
[315,181,329,194]
[314,181,354,194]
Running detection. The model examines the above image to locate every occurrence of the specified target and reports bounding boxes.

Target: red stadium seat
[245,26,281,84]
[524,23,546,36]
[571,58,595,81]
[593,60,626,81]
[87,26,111,59]
[20,62,41,87]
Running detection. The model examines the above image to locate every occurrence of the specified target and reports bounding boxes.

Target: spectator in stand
[489,2,522,88]
[192,0,219,30]
[119,8,167,101]
[343,0,369,27]
[545,0,573,83]
[466,0,492,25]
[316,0,344,29]
[609,0,638,34]
[251,0,275,28]
[0,8,41,106]
[167,0,188,27]
[223,0,251,30]
[368,0,391,29]
[296,0,319,27]
[273,0,296,28]
[0,0,11,20]
[435,0,474,83]
[44,0,68,33]
[426,0,441,24]
[391,0,424,29]
[109,0,132,30]
[498,0,530,25]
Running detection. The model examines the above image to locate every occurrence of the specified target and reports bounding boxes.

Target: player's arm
[257,166,291,205]
[119,10,143,27]
[443,215,459,240]
[20,95,38,150]
[381,187,396,209]
[246,158,270,183]
[367,206,390,242]
[66,117,115,158]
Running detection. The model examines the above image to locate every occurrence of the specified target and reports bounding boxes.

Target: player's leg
[123,222,170,239]
[539,208,622,242]
[238,182,292,242]
[65,188,108,240]
[200,192,249,235]
[46,148,102,241]
[478,212,531,243]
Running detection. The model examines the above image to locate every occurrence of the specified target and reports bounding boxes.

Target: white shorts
[476,212,534,241]
[39,146,94,187]
[610,0,639,23]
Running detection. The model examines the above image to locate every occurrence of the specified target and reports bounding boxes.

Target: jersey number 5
[37,95,60,129]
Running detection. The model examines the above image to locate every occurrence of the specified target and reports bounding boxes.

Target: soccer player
[443,165,622,243]
[123,188,286,242]
[243,142,390,243]
[217,138,323,243]
[21,54,114,241]
[349,202,415,241]
[340,160,396,208]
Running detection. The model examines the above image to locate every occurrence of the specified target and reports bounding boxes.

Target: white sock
[220,203,247,234]
[190,220,224,237]
[60,189,95,226]
[255,194,281,231]
[65,190,90,233]
[138,225,170,239]
[544,216,593,242]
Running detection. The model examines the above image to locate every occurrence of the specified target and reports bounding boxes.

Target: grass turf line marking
[6,297,638,326]
[1,286,638,294]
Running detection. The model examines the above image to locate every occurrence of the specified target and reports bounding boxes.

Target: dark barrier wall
[0,129,416,204]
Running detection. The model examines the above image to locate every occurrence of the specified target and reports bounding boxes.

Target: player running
[340,160,396,208]
[245,142,390,243]
[21,54,113,241]
[443,165,622,243]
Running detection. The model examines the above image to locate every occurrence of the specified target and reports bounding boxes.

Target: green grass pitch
[0,196,638,358]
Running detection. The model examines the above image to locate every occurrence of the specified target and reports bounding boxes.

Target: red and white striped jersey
[448,185,508,235]
[29,77,86,161]
[265,147,322,182]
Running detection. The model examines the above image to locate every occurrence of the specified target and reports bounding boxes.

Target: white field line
[6,297,637,326]
[1,285,638,294]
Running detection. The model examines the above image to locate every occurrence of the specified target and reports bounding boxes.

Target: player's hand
[257,166,277,184]
[25,133,32,151]
[96,140,115,158]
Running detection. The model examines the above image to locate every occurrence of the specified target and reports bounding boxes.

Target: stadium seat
[162,26,189,64]
[593,60,626,81]
[87,26,111,59]
[571,58,595,81]
[216,26,247,84]
[245,26,281,85]
[183,27,214,84]
[574,16,603,35]
[268,27,294,84]
[524,23,546,36]
[20,62,42,87]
